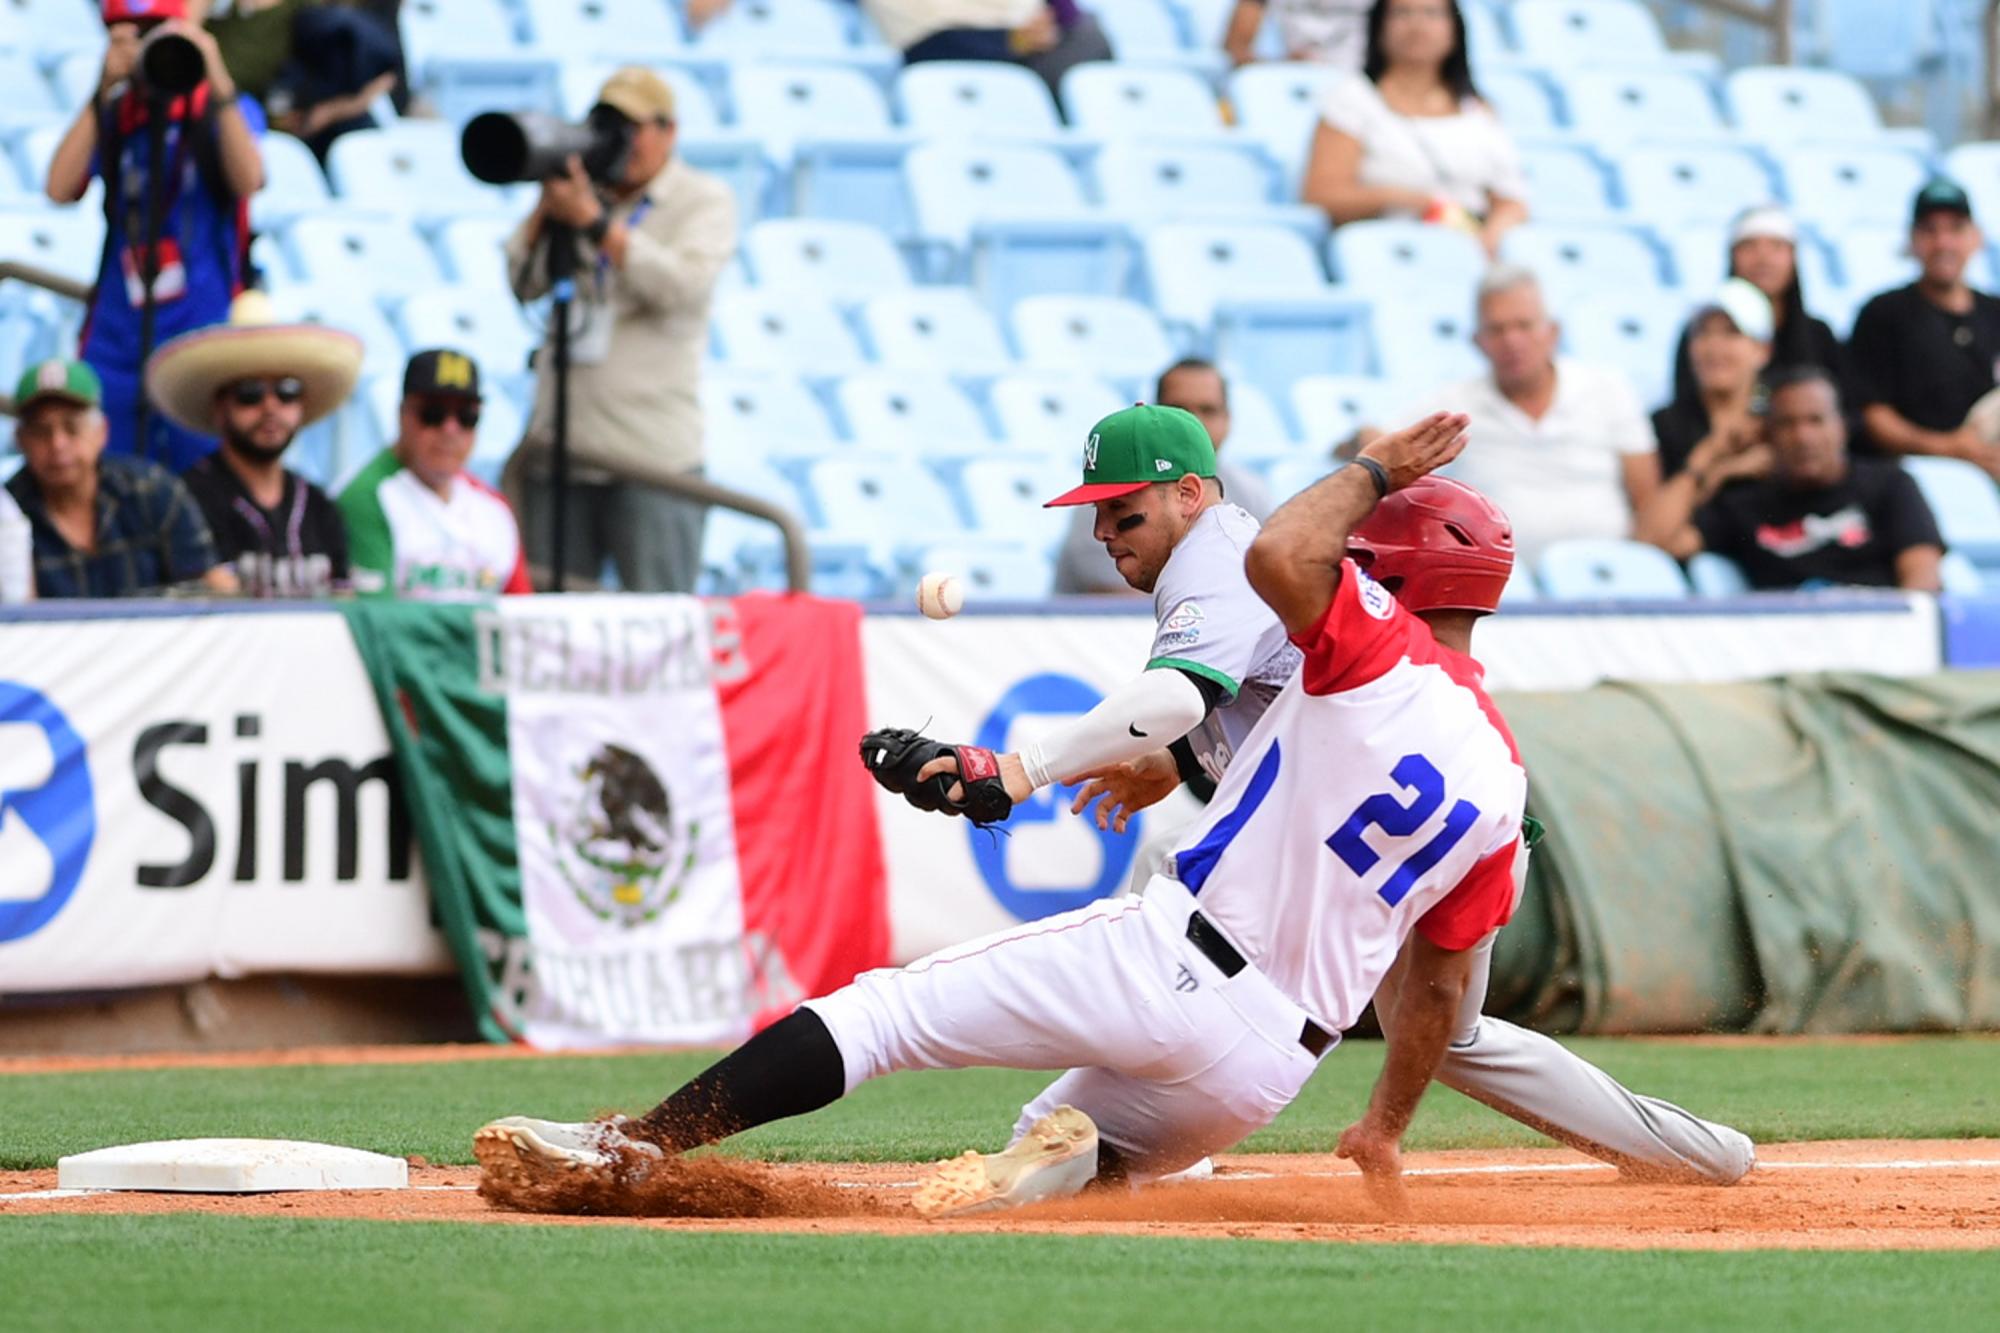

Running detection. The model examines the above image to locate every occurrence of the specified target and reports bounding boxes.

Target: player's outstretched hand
[1358,411,1471,492]
[1336,1117,1412,1218]
[1069,750,1181,833]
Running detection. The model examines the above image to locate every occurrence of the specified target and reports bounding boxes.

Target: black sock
[636,1007,846,1152]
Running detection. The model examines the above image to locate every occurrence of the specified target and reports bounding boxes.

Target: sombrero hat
[145,290,365,437]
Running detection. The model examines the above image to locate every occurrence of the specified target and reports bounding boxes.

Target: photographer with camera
[45,0,265,475]
[498,67,738,594]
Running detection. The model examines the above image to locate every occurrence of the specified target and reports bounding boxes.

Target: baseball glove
[859,727,1015,827]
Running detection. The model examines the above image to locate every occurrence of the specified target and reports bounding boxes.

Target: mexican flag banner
[340,594,888,1047]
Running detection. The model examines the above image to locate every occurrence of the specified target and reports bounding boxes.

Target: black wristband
[1352,456,1390,499]
[584,212,612,246]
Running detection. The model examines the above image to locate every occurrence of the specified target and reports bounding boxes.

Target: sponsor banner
[0,612,450,994]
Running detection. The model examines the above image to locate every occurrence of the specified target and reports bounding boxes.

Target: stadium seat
[397,287,540,382]
[1516,141,1620,224]
[1328,219,1487,294]
[1903,457,2000,565]
[1776,145,1931,232]
[1143,221,1329,330]
[678,137,777,226]
[1371,300,1483,387]
[0,208,105,287]
[707,453,811,516]
[4,0,111,55]
[701,371,843,455]
[1218,379,1298,457]
[285,215,449,299]
[834,372,993,453]
[269,285,407,379]
[857,289,1014,374]
[1008,295,1176,379]
[1539,539,1691,600]
[711,291,867,372]
[559,63,720,131]
[1090,0,1197,63]
[398,0,523,71]
[904,143,1092,253]
[327,124,510,217]
[1616,144,1777,229]
[1501,223,1669,307]
[1726,67,1882,146]
[1227,63,1341,183]
[520,0,685,59]
[803,454,966,547]
[1942,143,2000,232]
[1561,294,1677,409]
[0,50,64,123]
[1059,63,1225,139]
[1499,564,1539,605]
[987,372,1125,446]
[897,62,1065,141]
[1477,68,1561,138]
[903,538,1055,600]
[1511,0,1667,64]
[1461,0,1511,63]
[1686,551,1751,598]
[955,456,1076,549]
[1093,141,1282,218]
[1263,456,1336,505]
[692,0,855,57]
[733,63,895,154]
[435,215,521,291]
[422,57,564,127]
[250,132,333,229]
[743,219,910,307]
[1556,69,1728,147]
[1291,375,1402,449]
[1941,551,1985,595]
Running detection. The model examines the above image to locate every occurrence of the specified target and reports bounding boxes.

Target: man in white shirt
[1410,264,1659,567]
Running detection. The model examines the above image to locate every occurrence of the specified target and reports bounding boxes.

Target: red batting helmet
[1347,476,1515,615]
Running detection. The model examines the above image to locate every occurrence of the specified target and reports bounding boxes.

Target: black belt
[1185,911,1334,1057]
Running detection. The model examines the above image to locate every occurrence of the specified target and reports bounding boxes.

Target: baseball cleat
[911,1105,1099,1219]
[473,1115,661,1187]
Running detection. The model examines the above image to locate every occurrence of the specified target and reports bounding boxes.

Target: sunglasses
[416,400,482,429]
[228,377,305,407]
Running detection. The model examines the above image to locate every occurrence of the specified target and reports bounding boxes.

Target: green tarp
[1491,673,2000,1034]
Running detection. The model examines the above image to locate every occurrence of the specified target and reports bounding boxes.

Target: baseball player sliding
[475,410,1749,1218]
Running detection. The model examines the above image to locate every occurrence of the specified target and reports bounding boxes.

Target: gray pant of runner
[1121,821,1755,1185]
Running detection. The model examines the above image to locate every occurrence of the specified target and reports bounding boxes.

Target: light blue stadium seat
[1660,223,1728,290]
[1687,551,1751,598]
[1370,300,1483,386]
[1517,141,1620,223]
[1093,140,1279,216]
[1511,0,1668,65]
[270,285,407,379]
[988,372,1124,447]
[1776,145,1930,232]
[47,49,103,114]
[1561,293,1676,409]
[559,63,721,130]
[700,370,843,455]
[733,62,895,154]
[1060,63,1225,139]
[248,233,298,288]
[1462,0,1511,62]
[327,124,510,217]
[956,456,1076,549]
[1903,457,2000,565]
[1478,68,1561,137]
[0,50,63,124]
[1218,379,1297,457]
[1942,143,2000,233]
[1555,69,1728,147]
[835,371,993,454]
[4,0,103,55]
[1726,67,1882,146]
[903,538,1055,600]
[1291,374,1402,449]
[521,0,685,59]
[1143,220,1327,330]
[897,62,1065,141]
[286,215,448,299]
[1226,63,1340,183]
[711,291,867,372]
[858,290,1014,374]
[250,132,333,230]
[1009,295,1175,380]
[0,147,31,203]
[1263,456,1336,504]
[397,286,540,382]
[904,142,1120,299]
[1328,219,1487,294]
[435,215,520,291]
[1500,564,1539,605]
[678,137,776,226]
[1091,0,1197,62]
[1616,144,1776,229]
[744,218,910,307]
[1941,551,1985,595]
[804,454,966,548]
[1538,539,1691,600]
[0,208,105,288]
[692,0,855,57]
[399,0,524,73]
[707,453,811,516]
[1501,222,1668,308]
[422,57,564,127]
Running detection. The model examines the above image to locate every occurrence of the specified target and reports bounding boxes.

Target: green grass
[3,1036,1995,1170]
[2,1217,1996,1333]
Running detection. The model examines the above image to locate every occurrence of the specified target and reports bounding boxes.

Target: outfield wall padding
[1491,673,2000,1034]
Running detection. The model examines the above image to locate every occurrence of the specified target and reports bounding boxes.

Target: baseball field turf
[3,1036,1997,1330]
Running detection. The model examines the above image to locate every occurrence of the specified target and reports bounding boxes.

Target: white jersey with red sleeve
[1166,559,1527,1032]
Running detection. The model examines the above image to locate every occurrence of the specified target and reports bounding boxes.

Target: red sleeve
[1291,559,1427,695]
[1416,840,1520,950]
[472,473,535,596]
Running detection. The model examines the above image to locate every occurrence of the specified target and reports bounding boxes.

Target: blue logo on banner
[0,683,95,943]
[971,672,1137,921]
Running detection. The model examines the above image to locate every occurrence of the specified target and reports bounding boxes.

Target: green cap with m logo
[1043,404,1217,507]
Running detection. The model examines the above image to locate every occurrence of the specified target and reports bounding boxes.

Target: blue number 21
[1326,754,1480,906]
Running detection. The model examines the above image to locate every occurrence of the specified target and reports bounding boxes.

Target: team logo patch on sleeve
[1162,602,1205,633]
[1355,571,1396,620]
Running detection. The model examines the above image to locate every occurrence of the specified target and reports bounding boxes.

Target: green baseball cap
[1044,404,1217,507]
[12,358,102,414]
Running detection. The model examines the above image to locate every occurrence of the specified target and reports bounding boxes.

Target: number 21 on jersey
[1327,754,1481,906]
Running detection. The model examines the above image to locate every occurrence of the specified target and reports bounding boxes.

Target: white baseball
[916,571,964,620]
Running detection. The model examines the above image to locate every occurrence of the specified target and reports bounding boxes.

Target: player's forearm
[1017,669,1208,790]
[1244,465,1378,634]
[1361,965,1468,1139]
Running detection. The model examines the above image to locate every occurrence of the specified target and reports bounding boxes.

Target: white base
[56,1139,410,1193]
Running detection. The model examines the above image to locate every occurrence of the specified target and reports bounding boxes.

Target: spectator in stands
[855,1,1113,96]
[1224,0,1371,66]
[209,0,407,131]
[1849,179,2000,475]
[1302,0,1526,258]
[1054,359,1272,595]
[1637,368,1943,593]
[1671,206,1848,409]
[144,291,362,597]
[46,0,265,474]
[1652,279,1775,482]
[6,358,236,598]
[1404,265,1656,566]
[503,68,736,594]
[338,349,532,599]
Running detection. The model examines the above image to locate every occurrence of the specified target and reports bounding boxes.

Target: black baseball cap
[402,347,483,399]
[1913,177,1974,225]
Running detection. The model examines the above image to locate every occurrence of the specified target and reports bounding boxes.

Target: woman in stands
[1651,278,1777,483]
[1301,0,1526,258]
[1671,205,1849,408]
